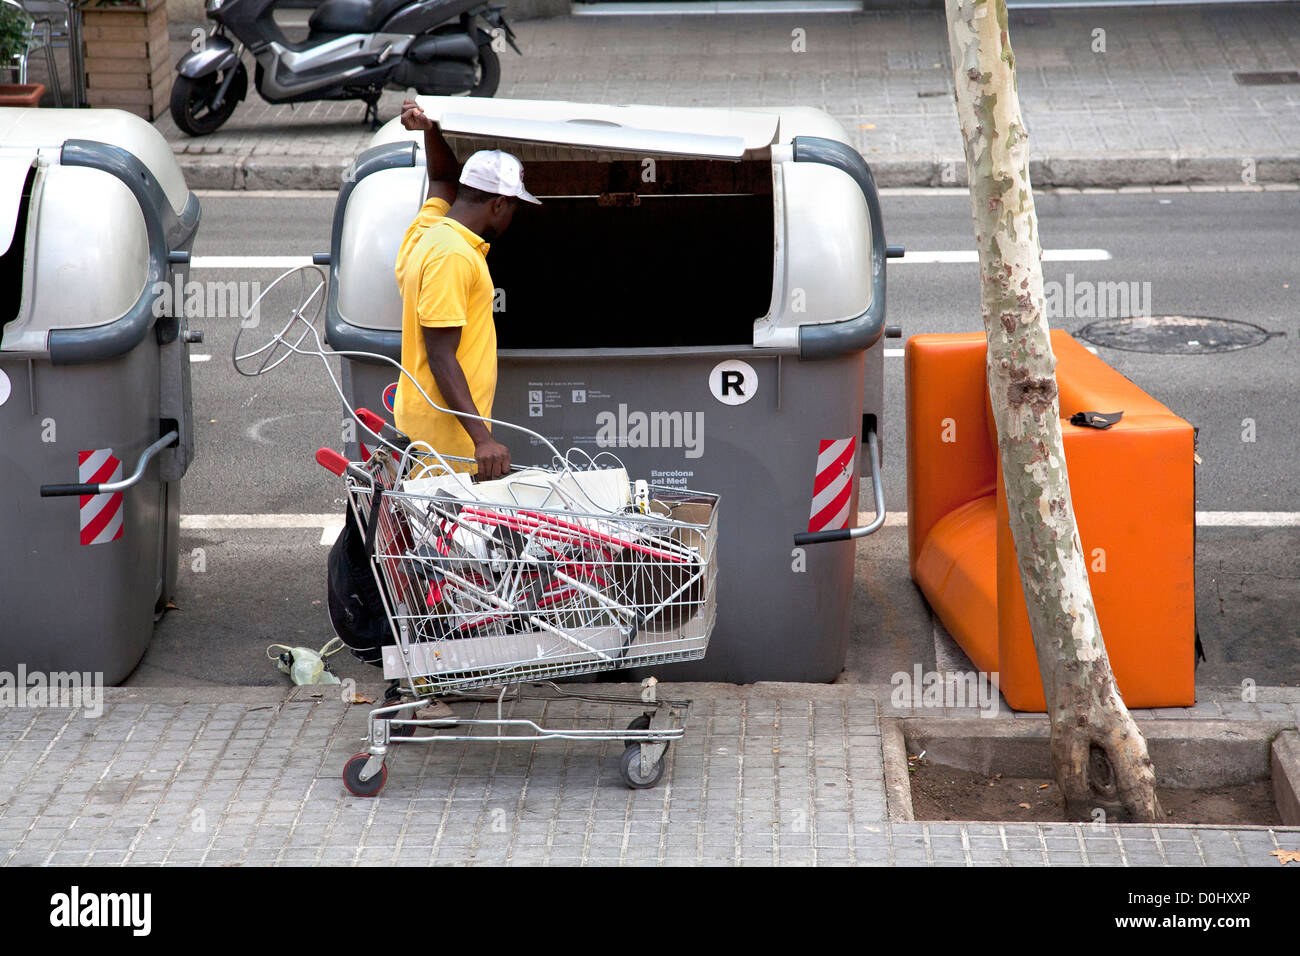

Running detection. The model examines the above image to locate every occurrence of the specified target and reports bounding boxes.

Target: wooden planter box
[0,83,46,107]
[81,0,172,121]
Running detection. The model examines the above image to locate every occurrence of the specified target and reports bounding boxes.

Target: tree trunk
[944,0,1163,823]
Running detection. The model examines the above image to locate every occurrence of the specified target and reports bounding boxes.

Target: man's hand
[400,99,434,132]
[474,436,511,481]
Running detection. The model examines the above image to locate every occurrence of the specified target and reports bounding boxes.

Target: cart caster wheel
[343,753,387,797]
[624,713,651,747]
[624,715,670,756]
[619,744,665,789]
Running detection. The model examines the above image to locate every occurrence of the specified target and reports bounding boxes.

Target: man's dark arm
[400,99,459,204]
[423,326,510,479]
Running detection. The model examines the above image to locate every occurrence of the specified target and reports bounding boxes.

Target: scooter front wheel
[469,33,500,97]
[170,63,248,136]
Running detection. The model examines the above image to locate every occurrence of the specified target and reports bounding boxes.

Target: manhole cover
[1232,71,1300,86]
[1076,316,1277,355]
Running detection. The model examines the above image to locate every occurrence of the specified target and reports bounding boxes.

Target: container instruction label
[526,381,602,419]
[521,379,704,461]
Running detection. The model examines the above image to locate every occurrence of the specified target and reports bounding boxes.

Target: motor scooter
[172,0,519,135]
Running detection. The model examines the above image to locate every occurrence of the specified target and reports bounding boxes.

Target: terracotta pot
[0,83,46,107]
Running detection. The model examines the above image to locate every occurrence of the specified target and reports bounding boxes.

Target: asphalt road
[132,187,1299,689]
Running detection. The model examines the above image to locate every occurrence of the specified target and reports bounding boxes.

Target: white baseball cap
[459,149,541,204]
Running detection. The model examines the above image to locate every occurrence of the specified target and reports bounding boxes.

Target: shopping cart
[228,264,720,793]
[317,429,719,793]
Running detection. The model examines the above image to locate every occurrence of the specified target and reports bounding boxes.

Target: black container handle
[794,428,885,547]
[41,430,179,498]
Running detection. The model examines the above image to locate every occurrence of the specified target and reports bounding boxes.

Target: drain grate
[1076,316,1278,355]
[1232,71,1300,86]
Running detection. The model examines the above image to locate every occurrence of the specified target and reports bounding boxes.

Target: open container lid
[338,99,880,355]
[372,97,782,161]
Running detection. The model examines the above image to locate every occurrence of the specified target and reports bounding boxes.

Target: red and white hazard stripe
[78,449,124,546]
[808,437,856,534]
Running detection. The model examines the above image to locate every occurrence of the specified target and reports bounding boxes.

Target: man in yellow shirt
[393,99,540,479]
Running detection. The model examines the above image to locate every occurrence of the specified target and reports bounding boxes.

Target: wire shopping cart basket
[319,435,719,793]
[230,264,720,794]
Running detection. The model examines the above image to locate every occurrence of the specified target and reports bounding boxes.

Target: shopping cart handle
[355,407,411,451]
[355,408,388,433]
[316,448,350,476]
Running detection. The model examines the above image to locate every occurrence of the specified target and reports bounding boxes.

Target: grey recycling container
[323,97,892,682]
[0,108,201,684]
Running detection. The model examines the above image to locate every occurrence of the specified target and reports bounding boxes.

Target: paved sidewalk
[2,683,1297,866]
[143,3,1298,188]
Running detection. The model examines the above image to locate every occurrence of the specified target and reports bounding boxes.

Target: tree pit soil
[908,760,1281,825]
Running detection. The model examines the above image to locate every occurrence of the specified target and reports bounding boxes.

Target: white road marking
[188,250,1108,271]
[861,512,1300,528]
[191,185,1300,201]
[182,514,343,530]
[194,189,338,199]
[180,514,345,546]
[191,255,315,269]
[178,509,1297,549]
[885,345,1096,357]
[890,249,1111,264]
[1195,512,1300,527]
[878,184,1300,197]
[858,512,910,527]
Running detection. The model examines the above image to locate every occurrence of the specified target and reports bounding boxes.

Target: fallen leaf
[347,693,375,705]
[1272,849,1300,865]
[165,601,179,610]
[1018,802,1031,809]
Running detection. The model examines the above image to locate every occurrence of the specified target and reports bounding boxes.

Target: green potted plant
[81,0,171,119]
[0,0,45,106]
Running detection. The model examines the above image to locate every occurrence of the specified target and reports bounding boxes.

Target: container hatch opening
[0,156,38,341]
[429,106,780,351]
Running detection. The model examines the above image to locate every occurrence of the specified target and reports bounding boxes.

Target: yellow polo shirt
[394,196,497,467]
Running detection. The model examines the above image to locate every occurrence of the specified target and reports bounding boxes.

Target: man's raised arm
[400,99,461,205]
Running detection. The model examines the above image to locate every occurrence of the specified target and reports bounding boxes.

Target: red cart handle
[316,447,349,476]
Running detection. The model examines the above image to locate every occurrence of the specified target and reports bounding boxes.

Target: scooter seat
[308,0,411,34]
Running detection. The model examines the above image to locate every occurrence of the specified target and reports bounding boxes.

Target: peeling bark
[945,0,1162,823]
